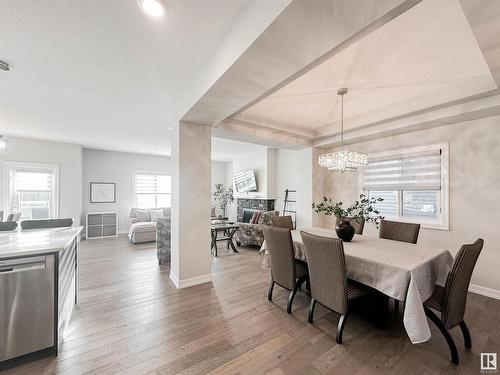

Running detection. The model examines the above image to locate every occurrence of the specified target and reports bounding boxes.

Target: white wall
[211,161,230,217]
[232,147,276,199]
[313,116,500,294]
[82,149,172,234]
[276,148,313,228]
[1,137,83,225]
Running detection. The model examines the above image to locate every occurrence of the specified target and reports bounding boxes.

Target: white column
[170,121,212,288]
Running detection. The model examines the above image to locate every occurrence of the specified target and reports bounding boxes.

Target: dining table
[260,227,454,344]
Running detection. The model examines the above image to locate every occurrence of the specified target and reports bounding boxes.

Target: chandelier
[318,88,367,172]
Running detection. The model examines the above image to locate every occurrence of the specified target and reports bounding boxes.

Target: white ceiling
[0,0,252,155]
[234,0,498,139]
[211,136,265,162]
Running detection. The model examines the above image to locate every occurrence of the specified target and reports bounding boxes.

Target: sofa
[234,210,279,247]
[128,207,171,244]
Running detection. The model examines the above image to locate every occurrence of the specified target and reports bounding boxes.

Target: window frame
[359,143,449,231]
[133,170,172,209]
[3,161,60,220]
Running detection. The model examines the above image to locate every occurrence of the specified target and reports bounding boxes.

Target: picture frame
[90,182,116,203]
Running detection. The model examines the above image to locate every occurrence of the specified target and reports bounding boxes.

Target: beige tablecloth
[260,227,453,344]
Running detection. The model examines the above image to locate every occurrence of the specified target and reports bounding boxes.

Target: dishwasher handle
[0,258,47,274]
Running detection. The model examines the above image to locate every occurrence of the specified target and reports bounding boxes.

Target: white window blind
[363,149,441,191]
[362,145,448,230]
[134,174,171,209]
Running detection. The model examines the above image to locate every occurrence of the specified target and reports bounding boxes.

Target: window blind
[363,149,441,191]
[15,170,53,191]
[135,174,171,194]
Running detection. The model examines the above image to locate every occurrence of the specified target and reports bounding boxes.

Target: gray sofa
[128,207,171,244]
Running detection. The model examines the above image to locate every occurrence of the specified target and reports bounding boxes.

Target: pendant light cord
[340,92,344,149]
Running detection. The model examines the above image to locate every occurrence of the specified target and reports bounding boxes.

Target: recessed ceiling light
[0,61,10,71]
[167,127,173,130]
[138,0,165,17]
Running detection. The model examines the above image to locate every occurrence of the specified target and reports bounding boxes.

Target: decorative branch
[213,184,234,215]
[312,194,385,227]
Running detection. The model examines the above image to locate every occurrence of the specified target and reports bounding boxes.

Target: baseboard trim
[469,283,500,300]
[169,271,212,289]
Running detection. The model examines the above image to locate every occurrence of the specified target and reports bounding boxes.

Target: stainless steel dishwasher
[0,255,55,362]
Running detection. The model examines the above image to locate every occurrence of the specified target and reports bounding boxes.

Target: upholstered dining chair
[335,217,365,235]
[0,222,18,231]
[20,218,74,230]
[0,210,4,222]
[262,226,309,314]
[271,215,294,229]
[379,219,420,244]
[423,239,484,365]
[300,231,367,344]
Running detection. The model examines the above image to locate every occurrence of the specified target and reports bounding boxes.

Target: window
[361,144,449,230]
[5,162,59,220]
[134,173,171,209]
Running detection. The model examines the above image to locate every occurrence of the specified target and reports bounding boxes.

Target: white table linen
[260,227,453,344]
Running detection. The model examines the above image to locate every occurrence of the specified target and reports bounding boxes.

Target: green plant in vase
[312,194,384,241]
[213,184,234,220]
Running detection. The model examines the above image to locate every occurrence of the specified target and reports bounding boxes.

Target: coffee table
[210,223,239,257]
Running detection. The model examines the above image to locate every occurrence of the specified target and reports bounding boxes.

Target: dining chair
[20,218,74,230]
[300,231,367,344]
[0,222,18,231]
[0,210,4,222]
[335,216,365,235]
[423,239,484,365]
[379,219,420,244]
[262,226,309,314]
[271,215,294,229]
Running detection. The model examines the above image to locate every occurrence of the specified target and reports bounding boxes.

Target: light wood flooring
[3,235,500,375]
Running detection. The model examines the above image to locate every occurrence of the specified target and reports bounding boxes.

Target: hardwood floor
[3,235,500,374]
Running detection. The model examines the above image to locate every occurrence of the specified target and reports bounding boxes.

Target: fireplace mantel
[237,198,275,222]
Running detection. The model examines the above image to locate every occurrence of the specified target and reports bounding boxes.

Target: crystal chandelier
[318,88,367,172]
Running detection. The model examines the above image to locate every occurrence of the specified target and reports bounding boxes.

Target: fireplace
[242,209,259,223]
[237,198,275,222]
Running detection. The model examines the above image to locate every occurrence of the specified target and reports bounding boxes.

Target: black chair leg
[459,321,472,349]
[394,299,399,313]
[267,281,274,302]
[336,312,349,344]
[308,298,316,324]
[287,284,300,314]
[424,306,459,364]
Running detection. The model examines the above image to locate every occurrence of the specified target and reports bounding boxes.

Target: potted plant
[312,194,384,242]
[213,184,234,220]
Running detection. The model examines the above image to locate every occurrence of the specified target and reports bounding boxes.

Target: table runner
[260,227,453,344]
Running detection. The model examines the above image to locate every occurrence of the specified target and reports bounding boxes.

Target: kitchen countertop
[0,226,83,259]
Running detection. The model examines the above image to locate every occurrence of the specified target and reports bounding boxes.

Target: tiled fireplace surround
[237,198,275,222]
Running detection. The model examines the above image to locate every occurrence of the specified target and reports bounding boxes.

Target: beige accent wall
[313,116,500,293]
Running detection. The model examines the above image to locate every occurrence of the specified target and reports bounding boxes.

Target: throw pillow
[136,210,151,222]
[257,211,279,225]
[250,211,262,224]
[149,209,164,222]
